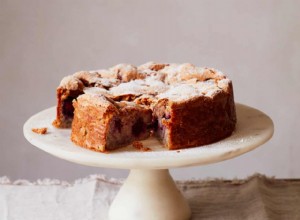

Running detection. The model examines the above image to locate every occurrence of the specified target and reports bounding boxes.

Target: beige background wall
[1,0,299,181]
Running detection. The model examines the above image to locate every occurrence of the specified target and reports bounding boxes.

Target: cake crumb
[177,150,180,153]
[132,141,151,152]
[32,127,48,135]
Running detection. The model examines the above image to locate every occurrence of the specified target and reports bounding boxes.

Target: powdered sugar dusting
[83,87,110,96]
[59,75,83,90]
[109,78,169,97]
[218,78,231,89]
[160,63,226,84]
[95,78,119,88]
[109,80,147,96]
[110,63,137,74]
[77,94,113,108]
[158,84,199,101]
[144,77,168,94]
[194,80,221,95]
[157,80,226,102]
[62,63,231,102]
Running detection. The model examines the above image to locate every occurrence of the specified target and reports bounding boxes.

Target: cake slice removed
[71,94,152,152]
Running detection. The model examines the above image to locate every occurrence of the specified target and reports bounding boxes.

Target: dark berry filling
[113,118,123,133]
[62,97,75,118]
[132,118,146,137]
[163,113,171,120]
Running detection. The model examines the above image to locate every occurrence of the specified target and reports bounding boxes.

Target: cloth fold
[0,174,299,220]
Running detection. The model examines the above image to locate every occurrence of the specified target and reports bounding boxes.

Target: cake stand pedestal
[23,104,274,220]
[109,169,191,220]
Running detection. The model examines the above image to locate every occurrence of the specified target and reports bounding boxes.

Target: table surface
[23,103,274,169]
[1,174,299,220]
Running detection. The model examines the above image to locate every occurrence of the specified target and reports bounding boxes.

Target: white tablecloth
[0,174,300,220]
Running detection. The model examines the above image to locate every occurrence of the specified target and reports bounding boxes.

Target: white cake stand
[23,103,273,220]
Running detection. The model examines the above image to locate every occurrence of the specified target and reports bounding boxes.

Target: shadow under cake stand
[23,103,274,220]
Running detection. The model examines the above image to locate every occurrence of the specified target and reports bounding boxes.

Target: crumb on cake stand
[24,103,273,220]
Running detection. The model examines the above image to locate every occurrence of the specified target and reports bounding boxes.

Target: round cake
[53,62,236,151]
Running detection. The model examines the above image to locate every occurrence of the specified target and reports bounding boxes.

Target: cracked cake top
[58,62,232,104]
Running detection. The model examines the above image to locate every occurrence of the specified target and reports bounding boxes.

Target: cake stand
[23,103,273,220]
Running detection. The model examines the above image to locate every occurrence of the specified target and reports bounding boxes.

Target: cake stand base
[109,169,191,220]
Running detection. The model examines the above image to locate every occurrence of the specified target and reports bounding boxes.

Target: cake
[53,62,236,151]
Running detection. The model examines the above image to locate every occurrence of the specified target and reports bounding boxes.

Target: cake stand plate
[23,103,274,220]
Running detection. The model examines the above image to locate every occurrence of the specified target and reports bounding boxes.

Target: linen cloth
[0,174,299,220]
